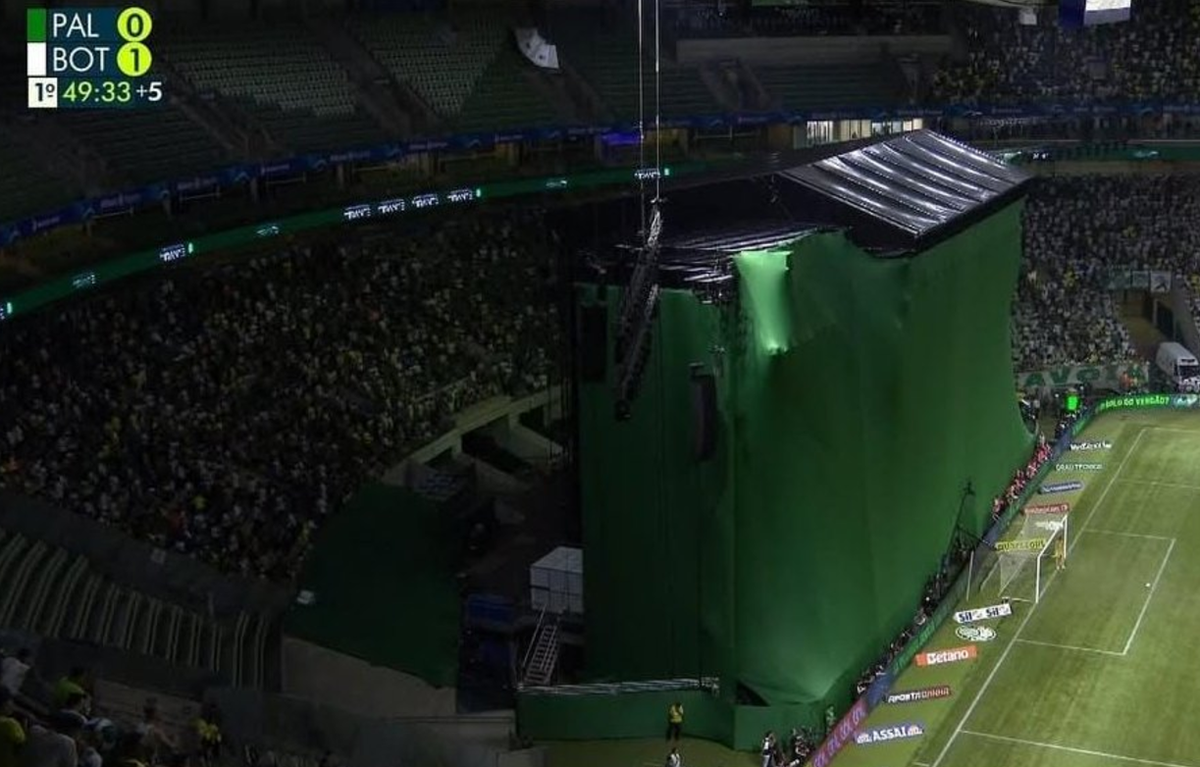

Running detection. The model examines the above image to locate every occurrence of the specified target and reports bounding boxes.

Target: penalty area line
[928,426,1149,767]
[1013,638,1124,657]
[1123,537,1175,656]
[1115,478,1200,492]
[1086,529,1172,541]
[960,730,1198,767]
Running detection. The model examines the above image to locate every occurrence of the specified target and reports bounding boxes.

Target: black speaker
[690,366,717,461]
[579,305,607,382]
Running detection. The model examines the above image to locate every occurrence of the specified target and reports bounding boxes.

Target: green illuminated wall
[572,202,1032,738]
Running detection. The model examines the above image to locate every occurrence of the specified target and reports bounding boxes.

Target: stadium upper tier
[933,0,1200,105]
[0,126,79,221]
[5,5,1200,226]
[548,9,722,120]
[160,22,386,153]
[754,63,903,111]
[349,11,523,120]
[56,108,228,187]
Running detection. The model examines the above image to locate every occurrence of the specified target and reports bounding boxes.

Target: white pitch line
[929,426,1149,767]
[1123,537,1176,656]
[1116,478,1200,492]
[960,730,1198,767]
[1086,529,1173,541]
[1147,426,1200,437]
[1013,638,1124,657]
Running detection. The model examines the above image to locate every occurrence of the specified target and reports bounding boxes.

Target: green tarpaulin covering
[286,483,460,687]
[566,202,1031,741]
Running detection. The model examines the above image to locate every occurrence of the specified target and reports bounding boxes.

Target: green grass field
[841,407,1200,767]
[546,407,1200,767]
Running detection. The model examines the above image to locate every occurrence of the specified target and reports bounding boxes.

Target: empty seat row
[0,529,274,689]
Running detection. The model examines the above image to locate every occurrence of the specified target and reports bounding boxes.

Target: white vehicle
[1155,342,1200,392]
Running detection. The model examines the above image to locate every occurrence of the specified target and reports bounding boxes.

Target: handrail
[520,677,720,696]
[520,605,547,673]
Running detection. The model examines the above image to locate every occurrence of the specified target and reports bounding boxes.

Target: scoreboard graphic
[26,6,164,110]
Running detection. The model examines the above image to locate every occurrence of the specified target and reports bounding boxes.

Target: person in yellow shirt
[1054,535,1067,571]
[666,702,684,744]
[51,668,88,711]
[0,689,25,767]
[193,703,222,767]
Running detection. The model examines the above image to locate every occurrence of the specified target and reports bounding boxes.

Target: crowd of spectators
[991,434,1052,524]
[756,727,817,767]
[931,1,1200,106]
[0,209,561,580]
[0,645,266,767]
[1008,174,1200,371]
[671,1,943,38]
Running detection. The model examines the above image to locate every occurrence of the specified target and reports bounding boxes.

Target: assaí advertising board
[853,723,925,746]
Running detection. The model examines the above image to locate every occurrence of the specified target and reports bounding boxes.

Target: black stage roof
[572,130,1032,266]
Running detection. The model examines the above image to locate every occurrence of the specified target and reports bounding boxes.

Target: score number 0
[116,7,153,77]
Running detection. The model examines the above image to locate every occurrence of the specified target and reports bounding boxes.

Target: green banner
[1017,362,1147,391]
[1095,393,1200,412]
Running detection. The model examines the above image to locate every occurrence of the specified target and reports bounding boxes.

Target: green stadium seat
[349,10,554,129]
[161,23,385,152]
[754,63,904,111]
[57,108,227,186]
[550,11,719,121]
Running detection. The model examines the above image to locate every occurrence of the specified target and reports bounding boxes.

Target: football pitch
[839,407,1200,767]
[544,407,1200,767]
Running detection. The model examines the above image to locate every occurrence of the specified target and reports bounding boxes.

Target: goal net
[969,512,1068,604]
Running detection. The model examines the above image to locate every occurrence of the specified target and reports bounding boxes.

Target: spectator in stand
[135,701,178,765]
[672,2,943,38]
[931,2,1200,107]
[20,712,81,767]
[0,651,30,697]
[0,689,23,767]
[108,732,149,767]
[0,210,561,581]
[192,702,221,767]
[58,695,88,724]
[50,670,87,712]
[1009,175,1200,372]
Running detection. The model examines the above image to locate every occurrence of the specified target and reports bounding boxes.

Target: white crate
[530,546,583,615]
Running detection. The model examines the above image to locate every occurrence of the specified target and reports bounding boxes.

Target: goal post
[971,513,1069,604]
[1033,513,1068,603]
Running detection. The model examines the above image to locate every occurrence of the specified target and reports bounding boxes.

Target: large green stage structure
[286,483,461,686]
[518,132,1036,750]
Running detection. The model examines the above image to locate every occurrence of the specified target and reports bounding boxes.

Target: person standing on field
[666,702,684,744]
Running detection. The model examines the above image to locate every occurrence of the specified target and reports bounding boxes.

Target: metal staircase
[522,613,561,686]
